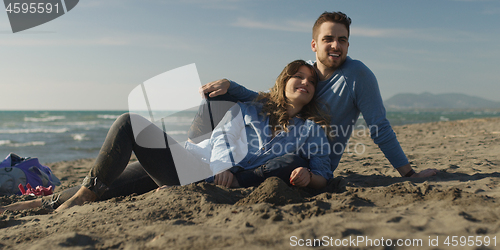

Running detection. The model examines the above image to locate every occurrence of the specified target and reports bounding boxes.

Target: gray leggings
[42,112,179,209]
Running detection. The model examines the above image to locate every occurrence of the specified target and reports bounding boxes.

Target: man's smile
[329,52,340,58]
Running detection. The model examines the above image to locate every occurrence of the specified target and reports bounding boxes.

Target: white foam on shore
[1,141,46,147]
[24,116,66,122]
[98,114,121,120]
[54,121,99,126]
[439,116,450,121]
[0,128,69,134]
[0,140,11,146]
[71,133,88,141]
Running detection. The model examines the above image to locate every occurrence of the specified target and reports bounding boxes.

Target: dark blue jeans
[234,154,309,187]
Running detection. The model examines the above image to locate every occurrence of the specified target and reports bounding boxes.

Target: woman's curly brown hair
[254,60,333,140]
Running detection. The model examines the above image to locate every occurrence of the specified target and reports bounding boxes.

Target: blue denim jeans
[234,153,309,187]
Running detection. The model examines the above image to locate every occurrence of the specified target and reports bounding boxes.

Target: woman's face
[284,65,316,108]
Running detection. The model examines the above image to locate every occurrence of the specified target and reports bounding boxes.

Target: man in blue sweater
[199,11,437,178]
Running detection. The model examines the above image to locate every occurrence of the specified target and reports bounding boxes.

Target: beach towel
[0,153,60,196]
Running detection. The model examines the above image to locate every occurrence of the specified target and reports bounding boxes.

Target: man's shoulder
[335,58,376,85]
[341,57,373,75]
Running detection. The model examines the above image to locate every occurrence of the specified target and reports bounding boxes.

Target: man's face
[311,21,349,73]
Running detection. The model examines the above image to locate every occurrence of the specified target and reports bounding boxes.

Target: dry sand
[1,117,500,249]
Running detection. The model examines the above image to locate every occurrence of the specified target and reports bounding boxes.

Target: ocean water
[0,110,196,164]
[1,110,498,164]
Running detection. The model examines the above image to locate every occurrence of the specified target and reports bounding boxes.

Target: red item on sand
[18,183,53,196]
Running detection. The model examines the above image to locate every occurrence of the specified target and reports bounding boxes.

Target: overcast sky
[1,0,499,110]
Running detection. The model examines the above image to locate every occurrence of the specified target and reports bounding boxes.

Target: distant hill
[384,92,500,110]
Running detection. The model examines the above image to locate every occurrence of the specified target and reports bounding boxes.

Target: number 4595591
[444,236,496,247]
[5,2,59,14]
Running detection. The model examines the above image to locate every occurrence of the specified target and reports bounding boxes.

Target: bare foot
[54,186,97,212]
[1,199,42,213]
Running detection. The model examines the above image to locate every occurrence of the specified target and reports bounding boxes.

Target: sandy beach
[1,117,500,249]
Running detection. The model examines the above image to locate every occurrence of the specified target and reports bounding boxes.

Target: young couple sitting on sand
[2,59,332,212]
[2,11,437,213]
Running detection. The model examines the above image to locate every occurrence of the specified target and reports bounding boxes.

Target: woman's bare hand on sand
[214,170,239,188]
[199,79,230,98]
[289,167,311,187]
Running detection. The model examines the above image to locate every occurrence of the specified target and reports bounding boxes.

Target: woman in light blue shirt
[189,60,334,189]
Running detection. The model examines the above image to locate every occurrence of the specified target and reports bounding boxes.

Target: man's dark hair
[312,11,352,39]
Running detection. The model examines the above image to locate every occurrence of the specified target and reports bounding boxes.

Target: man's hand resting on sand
[397,164,438,178]
[412,168,439,178]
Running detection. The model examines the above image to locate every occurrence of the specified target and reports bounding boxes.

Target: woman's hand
[289,167,311,187]
[199,79,231,98]
[214,170,238,188]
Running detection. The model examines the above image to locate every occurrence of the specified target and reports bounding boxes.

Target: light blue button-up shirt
[186,102,333,180]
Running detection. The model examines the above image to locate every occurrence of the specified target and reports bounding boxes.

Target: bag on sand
[0,153,61,196]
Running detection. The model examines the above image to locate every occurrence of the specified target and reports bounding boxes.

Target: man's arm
[188,79,258,143]
[352,61,437,178]
[200,79,258,102]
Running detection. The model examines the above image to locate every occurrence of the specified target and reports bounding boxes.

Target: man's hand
[199,79,231,98]
[289,167,311,187]
[411,168,439,178]
[397,164,438,178]
[214,170,238,188]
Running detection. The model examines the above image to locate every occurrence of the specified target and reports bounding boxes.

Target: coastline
[1,117,500,249]
[1,109,499,164]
